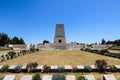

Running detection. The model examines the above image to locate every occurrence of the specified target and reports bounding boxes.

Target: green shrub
[1,65,9,72]
[99,50,109,55]
[91,50,99,53]
[58,67,65,73]
[32,73,41,80]
[72,67,78,72]
[7,51,16,59]
[43,65,50,73]
[110,65,118,72]
[14,65,22,73]
[84,66,92,72]
[95,59,107,72]
[52,73,66,80]
[26,62,38,72]
[0,76,4,80]
[77,76,85,80]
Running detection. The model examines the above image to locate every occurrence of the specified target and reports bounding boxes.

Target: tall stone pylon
[54,24,66,49]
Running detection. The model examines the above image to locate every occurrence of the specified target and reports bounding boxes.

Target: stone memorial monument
[54,24,66,49]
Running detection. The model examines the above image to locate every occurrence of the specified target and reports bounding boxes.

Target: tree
[106,40,113,44]
[0,33,10,46]
[19,38,25,44]
[43,40,50,45]
[11,36,19,44]
[101,39,106,44]
[106,39,120,45]
[95,59,107,72]
[114,39,120,46]
[95,42,97,45]
[0,33,25,45]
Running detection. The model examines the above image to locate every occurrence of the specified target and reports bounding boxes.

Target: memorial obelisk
[54,24,66,49]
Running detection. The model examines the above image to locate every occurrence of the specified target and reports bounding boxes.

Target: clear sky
[0,0,120,44]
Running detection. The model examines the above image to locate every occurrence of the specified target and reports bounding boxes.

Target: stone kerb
[20,75,32,80]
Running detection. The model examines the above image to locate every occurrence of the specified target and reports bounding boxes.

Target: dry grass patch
[0,50,120,66]
[0,50,11,54]
[108,50,120,54]
[0,50,20,56]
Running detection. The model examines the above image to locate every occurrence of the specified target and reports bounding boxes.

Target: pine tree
[19,38,25,44]
[0,33,10,46]
[101,39,106,44]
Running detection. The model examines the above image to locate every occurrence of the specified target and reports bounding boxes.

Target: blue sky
[0,0,120,44]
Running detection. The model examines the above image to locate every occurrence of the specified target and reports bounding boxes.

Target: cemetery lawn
[0,50,11,54]
[108,49,120,54]
[0,50,20,55]
[0,50,120,66]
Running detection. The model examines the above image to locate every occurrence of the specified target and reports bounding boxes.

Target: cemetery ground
[108,49,120,54]
[0,72,120,80]
[0,50,120,65]
[0,50,20,55]
[0,50,120,80]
